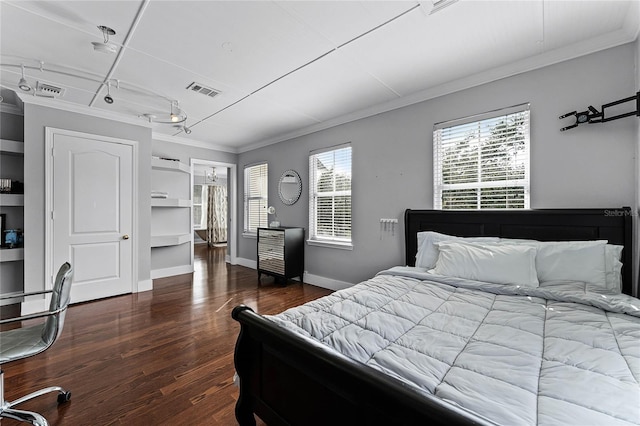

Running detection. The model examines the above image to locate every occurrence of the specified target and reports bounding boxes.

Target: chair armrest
[0,306,66,325]
[0,289,53,300]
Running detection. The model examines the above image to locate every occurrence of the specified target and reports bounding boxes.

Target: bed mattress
[267,267,640,426]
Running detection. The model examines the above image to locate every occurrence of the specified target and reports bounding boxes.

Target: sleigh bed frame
[232,207,634,426]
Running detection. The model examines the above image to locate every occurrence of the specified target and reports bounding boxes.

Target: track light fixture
[18,64,31,92]
[183,124,192,134]
[104,81,114,104]
[170,101,182,122]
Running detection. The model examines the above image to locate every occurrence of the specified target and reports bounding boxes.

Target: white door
[52,132,133,303]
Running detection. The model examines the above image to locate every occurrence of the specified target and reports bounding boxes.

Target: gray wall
[23,104,152,293]
[238,43,638,289]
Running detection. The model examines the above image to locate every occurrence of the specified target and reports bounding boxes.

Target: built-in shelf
[151,158,190,173]
[0,194,24,206]
[151,233,191,248]
[0,139,24,156]
[0,247,24,262]
[0,132,24,303]
[151,198,191,207]
[150,156,193,280]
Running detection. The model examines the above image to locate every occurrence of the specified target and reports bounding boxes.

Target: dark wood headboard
[404,208,633,295]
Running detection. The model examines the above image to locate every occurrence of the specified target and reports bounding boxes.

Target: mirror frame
[278,169,302,205]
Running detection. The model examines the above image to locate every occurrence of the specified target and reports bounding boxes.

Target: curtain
[207,185,227,244]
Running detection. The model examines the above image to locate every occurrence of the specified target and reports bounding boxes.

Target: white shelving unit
[0,139,24,155]
[151,198,191,208]
[150,157,193,279]
[0,247,24,262]
[0,194,24,206]
[151,234,192,247]
[0,138,25,304]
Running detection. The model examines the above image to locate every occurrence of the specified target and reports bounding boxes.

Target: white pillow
[415,231,500,269]
[499,238,608,288]
[604,244,623,293]
[431,241,539,287]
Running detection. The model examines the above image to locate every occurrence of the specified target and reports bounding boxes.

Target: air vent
[186,82,220,98]
[35,81,65,98]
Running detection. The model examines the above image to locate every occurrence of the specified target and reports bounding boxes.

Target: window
[243,163,268,235]
[309,144,352,248]
[433,104,530,209]
[193,184,207,229]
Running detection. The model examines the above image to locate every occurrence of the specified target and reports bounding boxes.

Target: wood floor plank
[1,245,332,425]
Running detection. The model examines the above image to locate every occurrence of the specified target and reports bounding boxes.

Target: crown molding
[152,131,238,154]
[237,30,636,154]
[14,91,238,153]
[16,92,154,128]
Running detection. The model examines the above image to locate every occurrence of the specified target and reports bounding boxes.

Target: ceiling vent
[35,81,65,98]
[186,82,220,98]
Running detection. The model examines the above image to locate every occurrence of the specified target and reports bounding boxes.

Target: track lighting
[104,81,114,104]
[142,100,187,125]
[18,64,31,92]
[183,125,192,134]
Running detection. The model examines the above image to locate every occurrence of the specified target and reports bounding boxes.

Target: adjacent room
[0,1,639,425]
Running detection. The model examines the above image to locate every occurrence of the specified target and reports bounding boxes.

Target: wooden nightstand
[257,227,304,285]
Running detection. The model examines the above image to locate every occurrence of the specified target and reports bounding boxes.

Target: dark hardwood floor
[1,245,332,425]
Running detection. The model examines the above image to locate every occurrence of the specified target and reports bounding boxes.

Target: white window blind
[433,104,530,210]
[243,163,268,234]
[309,144,352,246]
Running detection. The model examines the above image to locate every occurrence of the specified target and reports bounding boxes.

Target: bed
[232,208,639,426]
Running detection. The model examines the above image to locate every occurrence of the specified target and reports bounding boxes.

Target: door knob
[122,234,130,240]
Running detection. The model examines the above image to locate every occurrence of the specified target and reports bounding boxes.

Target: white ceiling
[1,1,638,153]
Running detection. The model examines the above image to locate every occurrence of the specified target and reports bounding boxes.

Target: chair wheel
[57,391,71,404]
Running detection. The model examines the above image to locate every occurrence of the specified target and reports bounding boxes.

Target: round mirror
[278,169,302,205]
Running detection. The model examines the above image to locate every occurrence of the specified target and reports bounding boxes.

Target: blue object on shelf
[4,229,23,248]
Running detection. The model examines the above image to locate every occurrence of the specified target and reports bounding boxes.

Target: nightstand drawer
[258,243,284,259]
[259,258,285,275]
[258,229,285,244]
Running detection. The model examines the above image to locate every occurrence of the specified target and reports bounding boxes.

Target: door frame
[44,127,139,293]
[190,158,238,265]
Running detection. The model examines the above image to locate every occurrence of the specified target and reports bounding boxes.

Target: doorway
[191,159,237,264]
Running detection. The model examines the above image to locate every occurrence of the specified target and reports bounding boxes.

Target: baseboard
[21,298,48,315]
[150,264,194,279]
[302,272,353,291]
[137,279,153,292]
[236,257,257,270]
[235,257,353,291]
[0,296,22,306]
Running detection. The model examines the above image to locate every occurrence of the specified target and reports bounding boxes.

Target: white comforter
[268,267,640,426]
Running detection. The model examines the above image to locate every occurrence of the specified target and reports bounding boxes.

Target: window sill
[306,239,353,250]
[242,233,257,239]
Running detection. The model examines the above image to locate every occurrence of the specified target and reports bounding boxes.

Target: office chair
[0,262,73,426]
